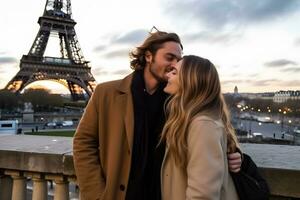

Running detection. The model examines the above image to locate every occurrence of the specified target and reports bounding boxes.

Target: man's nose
[171,59,177,68]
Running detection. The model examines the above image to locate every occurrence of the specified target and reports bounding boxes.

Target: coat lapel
[117,74,134,152]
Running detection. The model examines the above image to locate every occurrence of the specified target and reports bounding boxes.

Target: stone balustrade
[0,135,76,199]
[1,135,300,199]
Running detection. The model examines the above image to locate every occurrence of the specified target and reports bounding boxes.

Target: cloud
[264,59,298,68]
[93,29,148,54]
[282,80,300,87]
[182,31,242,44]
[92,67,132,77]
[221,79,245,85]
[0,57,17,64]
[0,67,7,73]
[221,78,278,87]
[113,29,148,45]
[164,0,300,30]
[226,72,259,78]
[251,79,278,86]
[92,68,109,76]
[94,45,108,53]
[295,38,300,46]
[228,73,241,78]
[221,78,258,85]
[248,73,260,77]
[102,49,129,58]
[112,69,132,76]
[281,67,300,73]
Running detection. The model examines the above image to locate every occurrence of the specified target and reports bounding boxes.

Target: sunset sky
[0,0,300,93]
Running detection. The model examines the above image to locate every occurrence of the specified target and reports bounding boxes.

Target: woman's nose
[166,71,172,79]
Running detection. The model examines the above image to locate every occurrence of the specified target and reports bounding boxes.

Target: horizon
[1,0,300,94]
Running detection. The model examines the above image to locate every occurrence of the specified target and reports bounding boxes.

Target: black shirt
[125,70,167,200]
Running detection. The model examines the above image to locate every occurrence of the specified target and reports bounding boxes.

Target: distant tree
[0,89,19,111]
[226,97,300,117]
[21,88,64,112]
[223,94,245,108]
[247,99,273,112]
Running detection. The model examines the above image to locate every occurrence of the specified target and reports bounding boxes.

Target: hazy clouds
[264,59,298,68]
[164,0,300,30]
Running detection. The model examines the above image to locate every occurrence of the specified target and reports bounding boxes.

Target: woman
[160,55,239,200]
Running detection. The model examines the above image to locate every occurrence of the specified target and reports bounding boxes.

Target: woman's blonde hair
[160,55,239,168]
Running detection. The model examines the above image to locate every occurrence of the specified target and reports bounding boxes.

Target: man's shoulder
[94,73,133,92]
[96,79,122,89]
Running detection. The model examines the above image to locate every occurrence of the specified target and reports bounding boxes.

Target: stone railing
[1,135,300,199]
[241,143,300,199]
[0,135,76,200]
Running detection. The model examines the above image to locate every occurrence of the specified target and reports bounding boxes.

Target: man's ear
[145,51,153,63]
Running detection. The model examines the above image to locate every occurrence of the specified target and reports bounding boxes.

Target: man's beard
[149,61,167,83]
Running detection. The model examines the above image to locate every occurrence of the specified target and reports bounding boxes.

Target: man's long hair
[129,31,183,70]
[160,55,239,168]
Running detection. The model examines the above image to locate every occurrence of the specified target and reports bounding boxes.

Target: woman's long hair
[160,55,239,168]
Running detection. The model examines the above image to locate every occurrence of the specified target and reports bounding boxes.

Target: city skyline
[1,0,300,94]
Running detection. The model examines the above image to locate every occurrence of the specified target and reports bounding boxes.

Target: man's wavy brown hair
[129,31,183,70]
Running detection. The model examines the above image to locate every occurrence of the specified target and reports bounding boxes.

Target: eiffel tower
[5,0,96,101]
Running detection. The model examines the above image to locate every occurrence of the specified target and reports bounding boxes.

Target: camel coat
[73,74,135,200]
[161,115,239,200]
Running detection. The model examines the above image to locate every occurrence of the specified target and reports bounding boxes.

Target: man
[73,30,241,200]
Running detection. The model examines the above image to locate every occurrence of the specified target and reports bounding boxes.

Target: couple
[73,31,241,200]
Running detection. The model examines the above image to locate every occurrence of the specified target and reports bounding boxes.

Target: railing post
[47,175,69,200]
[6,170,26,200]
[0,173,13,200]
[27,173,48,200]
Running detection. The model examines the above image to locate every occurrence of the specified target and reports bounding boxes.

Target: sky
[0,0,300,94]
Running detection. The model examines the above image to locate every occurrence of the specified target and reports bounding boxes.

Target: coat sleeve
[73,85,105,200]
[186,119,225,200]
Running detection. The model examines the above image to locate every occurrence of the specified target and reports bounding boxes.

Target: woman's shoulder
[187,114,226,150]
[188,114,225,141]
[191,114,223,128]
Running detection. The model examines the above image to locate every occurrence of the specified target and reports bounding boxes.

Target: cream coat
[161,115,239,200]
[73,74,134,200]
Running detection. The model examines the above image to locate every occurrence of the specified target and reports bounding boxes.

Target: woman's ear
[145,51,153,63]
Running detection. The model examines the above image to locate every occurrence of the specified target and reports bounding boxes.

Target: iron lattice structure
[5,0,96,100]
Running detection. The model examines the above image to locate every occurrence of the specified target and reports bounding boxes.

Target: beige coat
[73,74,134,200]
[161,115,239,200]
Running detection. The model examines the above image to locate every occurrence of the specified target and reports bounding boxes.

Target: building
[234,86,238,94]
[273,90,300,103]
[240,92,274,100]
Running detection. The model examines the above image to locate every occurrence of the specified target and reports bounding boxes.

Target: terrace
[0,135,300,199]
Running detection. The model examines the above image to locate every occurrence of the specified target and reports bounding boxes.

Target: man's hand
[228,152,242,173]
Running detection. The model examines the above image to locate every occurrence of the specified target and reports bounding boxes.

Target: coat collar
[116,72,134,152]
[117,73,134,94]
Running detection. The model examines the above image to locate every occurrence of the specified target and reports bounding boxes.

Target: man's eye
[166,56,173,61]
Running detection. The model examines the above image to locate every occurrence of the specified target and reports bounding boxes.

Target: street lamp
[281,110,287,132]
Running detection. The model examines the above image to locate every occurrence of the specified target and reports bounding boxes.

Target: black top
[125,70,167,200]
